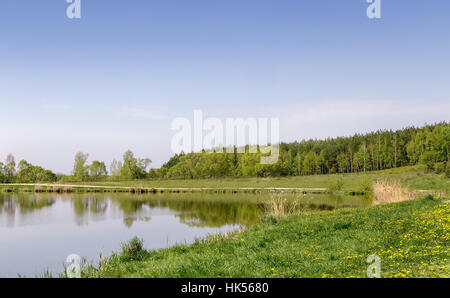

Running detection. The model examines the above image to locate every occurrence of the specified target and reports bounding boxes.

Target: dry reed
[265,195,301,217]
[372,179,417,205]
[34,185,43,193]
[64,186,73,193]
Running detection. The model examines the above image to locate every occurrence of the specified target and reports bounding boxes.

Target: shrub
[120,237,145,261]
[359,177,373,193]
[423,194,436,201]
[420,151,440,172]
[434,162,445,174]
[329,177,344,192]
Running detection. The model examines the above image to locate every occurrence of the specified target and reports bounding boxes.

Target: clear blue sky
[0,0,449,173]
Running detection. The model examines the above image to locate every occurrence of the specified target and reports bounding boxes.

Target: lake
[0,192,370,277]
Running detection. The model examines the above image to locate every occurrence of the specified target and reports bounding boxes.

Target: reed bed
[264,194,303,217]
[373,179,417,205]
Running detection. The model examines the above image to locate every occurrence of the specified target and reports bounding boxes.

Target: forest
[0,122,448,183]
[154,122,449,179]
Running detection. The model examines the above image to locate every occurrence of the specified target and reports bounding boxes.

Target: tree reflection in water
[0,192,370,228]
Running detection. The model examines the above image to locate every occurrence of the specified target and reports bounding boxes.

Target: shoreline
[80,196,450,278]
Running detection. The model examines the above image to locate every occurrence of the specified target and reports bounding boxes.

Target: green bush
[359,177,373,193]
[423,194,436,201]
[120,237,145,261]
[420,151,440,172]
[261,214,279,225]
[329,177,344,192]
[434,162,445,174]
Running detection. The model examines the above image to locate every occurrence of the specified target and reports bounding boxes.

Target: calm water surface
[0,192,369,277]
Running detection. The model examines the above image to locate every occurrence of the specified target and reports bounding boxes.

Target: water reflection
[0,192,371,229]
[0,194,54,214]
[0,194,55,228]
[0,193,265,228]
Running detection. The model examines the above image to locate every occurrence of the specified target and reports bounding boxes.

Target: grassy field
[83,196,449,278]
[58,165,449,195]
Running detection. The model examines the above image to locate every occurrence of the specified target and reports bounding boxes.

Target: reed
[64,185,73,193]
[34,185,44,193]
[373,179,417,205]
[52,185,63,193]
[264,194,302,217]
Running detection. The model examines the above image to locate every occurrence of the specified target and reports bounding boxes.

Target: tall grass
[264,195,302,217]
[328,176,344,193]
[119,237,146,261]
[373,179,417,205]
[34,184,43,193]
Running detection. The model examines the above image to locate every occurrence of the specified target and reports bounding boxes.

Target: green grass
[85,196,449,278]
[61,165,449,195]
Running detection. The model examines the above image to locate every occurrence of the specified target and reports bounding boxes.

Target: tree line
[0,122,448,183]
[0,150,152,183]
[153,122,449,179]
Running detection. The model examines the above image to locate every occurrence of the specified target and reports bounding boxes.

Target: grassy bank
[3,166,448,195]
[83,196,449,278]
[63,165,450,194]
